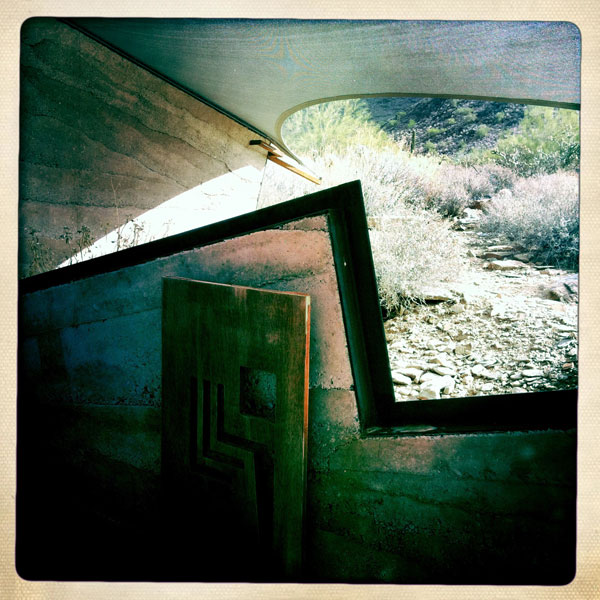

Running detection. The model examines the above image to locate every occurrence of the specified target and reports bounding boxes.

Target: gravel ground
[384,230,578,401]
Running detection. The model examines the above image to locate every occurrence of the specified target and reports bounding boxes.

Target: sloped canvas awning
[70,19,580,161]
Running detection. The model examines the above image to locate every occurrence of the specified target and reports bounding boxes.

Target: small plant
[281,99,395,157]
[370,208,466,312]
[407,119,417,129]
[424,140,437,154]
[475,125,489,139]
[59,224,94,265]
[25,228,53,276]
[480,172,579,269]
[495,111,505,123]
[447,117,456,125]
[426,127,443,137]
[75,225,93,261]
[490,106,579,176]
[478,163,516,192]
[456,107,477,123]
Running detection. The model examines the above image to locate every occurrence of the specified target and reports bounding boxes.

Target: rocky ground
[385,221,578,402]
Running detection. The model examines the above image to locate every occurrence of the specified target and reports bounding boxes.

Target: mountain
[364,97,526,157]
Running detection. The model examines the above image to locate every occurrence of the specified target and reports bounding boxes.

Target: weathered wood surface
[162,277,310,580]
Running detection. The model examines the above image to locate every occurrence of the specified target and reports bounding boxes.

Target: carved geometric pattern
[162,277,310,579]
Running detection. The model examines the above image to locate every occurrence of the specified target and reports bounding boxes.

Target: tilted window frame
[19,180,577,435]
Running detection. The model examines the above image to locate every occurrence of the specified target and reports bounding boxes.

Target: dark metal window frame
[19,180,576,434]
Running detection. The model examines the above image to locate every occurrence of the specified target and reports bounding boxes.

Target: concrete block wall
[18,212,575,583]
[19,18,267,277]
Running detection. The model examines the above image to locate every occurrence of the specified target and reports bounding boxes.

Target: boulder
[485,260,528,271]
[418,375,455,400]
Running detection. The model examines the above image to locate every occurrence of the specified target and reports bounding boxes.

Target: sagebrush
[480,172,579,269]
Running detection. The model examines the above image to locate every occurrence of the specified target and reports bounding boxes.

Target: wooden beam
[250,140,321,185]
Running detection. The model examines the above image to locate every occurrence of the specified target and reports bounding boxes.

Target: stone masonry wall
[19,212,575,583]
[19,18,267,277]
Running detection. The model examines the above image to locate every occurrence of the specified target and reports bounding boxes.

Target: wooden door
[161,277,310,581]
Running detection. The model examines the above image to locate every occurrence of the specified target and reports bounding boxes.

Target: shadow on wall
[19,17,267,277]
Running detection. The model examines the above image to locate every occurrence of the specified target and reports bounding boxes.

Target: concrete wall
[18,213,575,583]
[19,18,267,277]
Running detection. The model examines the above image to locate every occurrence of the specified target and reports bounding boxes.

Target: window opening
[263,97,579,404]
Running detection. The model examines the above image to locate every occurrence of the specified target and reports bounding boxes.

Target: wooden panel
[162,277,310,580]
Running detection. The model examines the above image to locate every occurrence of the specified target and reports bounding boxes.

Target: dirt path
[385,229,578,401]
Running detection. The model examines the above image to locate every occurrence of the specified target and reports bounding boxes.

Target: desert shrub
[424,141,437,154]
[370,208,466,312]
[258,141,465,311]
[423,164,494,217]
[281,99,396,158]
[475,125,489,139]
[259,145,439,213]
[480,172,579,269]
[426,127,443,137]
[491,106,579,176]
[456,107,477,123]
[477,163,517,192]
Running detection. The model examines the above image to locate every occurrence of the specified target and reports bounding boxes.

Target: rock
[471,364,486,376]
[432,366,457,377]
[471,364,499,379]
[481,370,500,380]
[404,361,429,370]
[420,287,456,302]
[479,251,513,259]
[513,253,532,262]
[486,260,528,271]
[481,382,494,392]
[453,330,469,341]
[510,372,522,380]
[512,387,528,394]
[392,371,412,386]
[486,243,515,252]
[420,372,438,382]
[455,342,472,356]
[396,386,414,396]
[438,342,457,353]
[538,276,578,302]
[490,304,506,318]
[523,368,544,377]
[460,208,483,224]
[562,363,575,370]
[418,375,455,400]
[429,354,455,368]
[552,323,577,333]
[396,367,423,381]
[449,303,466,314]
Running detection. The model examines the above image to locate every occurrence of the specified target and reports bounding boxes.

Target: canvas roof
[71,19,581,161]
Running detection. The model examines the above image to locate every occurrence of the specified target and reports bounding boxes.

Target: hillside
[364,97,526,156]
